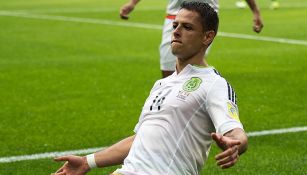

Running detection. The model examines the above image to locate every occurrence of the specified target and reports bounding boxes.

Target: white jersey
[167,0,219,15]
[117,65,243,175]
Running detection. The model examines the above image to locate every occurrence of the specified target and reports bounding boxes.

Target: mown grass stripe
[0,11,307,46]
[0,126,306,163]
[5,3,307,14]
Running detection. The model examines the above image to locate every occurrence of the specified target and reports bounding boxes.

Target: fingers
[253,24,263,33]
[119,8,129,19]
[215,145,238,160]
[52,172,65,175]
[119,5,133,20]
[212,132,243,169]
[53,157,69,174]
[219,156,239,169]
[51,167,66,175]
[120,15,129,20]
[55,167,64,173]
[253,18,264,33]
[215,146,239,169]
[212,133,241,150]
[211,133,227,150]
[220,136,241,147]
[54,156,71,162]
[211,133,222,143]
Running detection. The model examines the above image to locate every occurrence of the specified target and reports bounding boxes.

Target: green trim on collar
[192,64,212,68]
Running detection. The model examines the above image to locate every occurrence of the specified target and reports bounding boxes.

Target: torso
[117,65,242,175]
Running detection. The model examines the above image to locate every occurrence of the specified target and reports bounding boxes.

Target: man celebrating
[53,2,247,175]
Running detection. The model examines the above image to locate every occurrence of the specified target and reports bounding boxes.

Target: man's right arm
[52,135,135,175]
[94,135,135,167]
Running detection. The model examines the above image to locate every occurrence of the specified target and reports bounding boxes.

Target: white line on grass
[246,126,307,137]
[218,32,307,46]
[0,126,307,163]
[0,10,162,29]
[9,7,164,14]
[0,11,307,46]
[5,3,307,14]
[0,147,104,164]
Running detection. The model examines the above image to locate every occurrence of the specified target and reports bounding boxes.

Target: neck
[176,52,208,74]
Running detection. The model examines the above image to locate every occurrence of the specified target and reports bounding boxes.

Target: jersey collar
[174,64,214,76]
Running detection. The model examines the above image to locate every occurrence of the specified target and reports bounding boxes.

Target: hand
[253,13,263,33]
[211,133,241,169]
[52,155,90,175]
[119,3,135,20]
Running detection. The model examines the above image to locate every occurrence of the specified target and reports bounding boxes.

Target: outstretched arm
[211,128,248,169]
[94,135,135,167]
[245,0,264,33]
[120,0,141,19]
[52,135,135,175]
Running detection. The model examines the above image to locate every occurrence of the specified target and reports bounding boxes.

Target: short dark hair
[180,1,219,33]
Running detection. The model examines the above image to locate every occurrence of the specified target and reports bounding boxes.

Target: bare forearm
[93,135,135,167]
[224,128,248,155]
[245,0,260,14]
[129,0,140,6]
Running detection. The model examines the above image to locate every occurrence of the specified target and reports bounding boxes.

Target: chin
[171,46,181,56]
[172,49,186,59]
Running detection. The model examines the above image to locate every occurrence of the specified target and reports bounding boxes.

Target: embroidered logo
[183,77,202,92]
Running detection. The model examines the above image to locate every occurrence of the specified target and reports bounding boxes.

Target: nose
[173,25,181,38]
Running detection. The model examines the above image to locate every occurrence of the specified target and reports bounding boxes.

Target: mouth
[171,40,182,44]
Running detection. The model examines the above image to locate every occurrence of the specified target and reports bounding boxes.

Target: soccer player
[236,0,280,9]
[52,2,248,175]
[120,0,263,78]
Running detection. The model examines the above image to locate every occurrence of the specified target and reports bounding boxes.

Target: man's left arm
[211,128,248,169]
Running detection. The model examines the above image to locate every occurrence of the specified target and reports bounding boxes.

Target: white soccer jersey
[167,0,219,15]
[117,65,243,175]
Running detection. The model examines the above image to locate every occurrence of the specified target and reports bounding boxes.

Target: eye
[172,23,178,30]
[183,25,192,31]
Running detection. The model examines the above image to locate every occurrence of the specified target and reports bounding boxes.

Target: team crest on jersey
[183,77,202,92]
[227,102,240,122]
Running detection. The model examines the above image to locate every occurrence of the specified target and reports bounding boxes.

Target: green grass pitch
[0,0,306,174]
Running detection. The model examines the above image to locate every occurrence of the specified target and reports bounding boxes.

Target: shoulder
[207,74,237,105]
[196,67,227,89]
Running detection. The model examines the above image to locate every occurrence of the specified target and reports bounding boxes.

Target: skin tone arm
[245,0,264,33]
[120,0,140,19]
[211,128,248,169]
[52,135,135,175]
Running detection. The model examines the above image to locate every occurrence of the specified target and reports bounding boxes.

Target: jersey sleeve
[206,77,243,135]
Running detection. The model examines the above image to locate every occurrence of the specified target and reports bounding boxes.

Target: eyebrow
[173,21,194,26]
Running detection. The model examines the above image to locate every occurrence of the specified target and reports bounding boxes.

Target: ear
[202,30,216,46]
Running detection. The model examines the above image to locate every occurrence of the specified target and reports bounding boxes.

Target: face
[171,9,206,61]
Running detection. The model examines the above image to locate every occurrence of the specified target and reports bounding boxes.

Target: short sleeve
[206,77,243,135]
